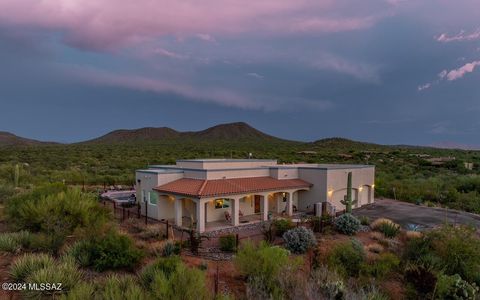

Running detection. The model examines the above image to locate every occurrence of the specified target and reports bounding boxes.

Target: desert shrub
[139,256,209,300]
[188,230,209,254]
[405,230,422,240]
[426,225,480,285]
[60,282,95,300]
[377,222,401,238]
[272,219,294,237]
[22,256,83,299]
[161,240,181,257]
[334,213,360,235]
[10,253,55,282]
[358,215,371,225]
[235,241,302,297]
[283,227,316,254]
[404,262,438,297]
[370,218,395,230]
[436,274,479,300]
[100,274,147,300]
[262,222,276,243]
[0,231,33,253]
[307,265,346,299]
[403,236,432,263]
[5,187,110,254]
[328,239,365,277]
[309,216,322,233]
[138,225,165,241]
[68,230,143,272]
[362,252,400,279]
[366,243,384,254]
[139,256,182,289]
[219,234,237,252]
[370,231,384,241]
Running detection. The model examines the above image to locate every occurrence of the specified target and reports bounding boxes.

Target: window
[215,199,230,209]
[149,191,158,205]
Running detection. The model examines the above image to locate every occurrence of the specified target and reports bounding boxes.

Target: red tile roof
[154,176,312,198]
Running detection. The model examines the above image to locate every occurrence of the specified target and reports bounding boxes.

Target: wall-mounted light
[371,184,375,189]
[327,189,333,197]
[359,186,363,192]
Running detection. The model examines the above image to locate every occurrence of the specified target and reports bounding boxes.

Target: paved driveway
[353,199,480,230]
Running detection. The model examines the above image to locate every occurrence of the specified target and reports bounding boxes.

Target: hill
[0,131,52,146]
[81,122,293,144]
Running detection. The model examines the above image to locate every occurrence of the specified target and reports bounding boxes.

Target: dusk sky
[0,0,479,147]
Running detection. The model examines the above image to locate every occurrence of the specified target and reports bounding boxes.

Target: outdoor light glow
[372,184,375,188]
[359,186,363,192]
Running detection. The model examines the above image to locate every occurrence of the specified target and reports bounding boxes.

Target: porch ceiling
[154,176,312,198]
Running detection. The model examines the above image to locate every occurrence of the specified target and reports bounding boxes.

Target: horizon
[1,1,479,148]
[2,121,479,150]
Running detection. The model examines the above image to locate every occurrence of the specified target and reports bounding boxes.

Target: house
[136,159,375,232]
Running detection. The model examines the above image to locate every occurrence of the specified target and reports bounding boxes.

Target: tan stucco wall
[296,168,328,212]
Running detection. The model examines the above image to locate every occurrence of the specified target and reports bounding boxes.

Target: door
[254,195,261,213]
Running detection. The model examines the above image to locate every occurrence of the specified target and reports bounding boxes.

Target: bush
[362,253,400,279]
[327,239,365,277]
[272,219,294,237]
[0,231,33,253]
[308,265,346,299]
[100,274,147,300]
[10,253,55,282]
[22,257,83,299]
[366,243,384,254]
[59,281,94,300]
[5,187,110,254]
[139,256,209,300]
[219,234,237,252]
[334,213,360,235]
[404,262,438,297]
[161,240,181,257]
[235,241,302,297]
[436,274,479,300]
[68,230,143,272]
[358,215,370,225]
[370,218,395,230]
[283,227,316,254]
[377,222,401,238]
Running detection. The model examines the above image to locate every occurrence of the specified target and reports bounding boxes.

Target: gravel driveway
[353,198,480,230]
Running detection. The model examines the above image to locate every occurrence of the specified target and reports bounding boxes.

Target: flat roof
[176,159,277,163]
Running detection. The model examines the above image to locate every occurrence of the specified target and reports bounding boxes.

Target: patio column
[196,199,205,233]
[286,192,293,216]
[231,197,240,226]
[262,194,269,221]
[174,197,183,226]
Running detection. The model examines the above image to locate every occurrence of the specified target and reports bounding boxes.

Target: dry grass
[366,243,384,254]
[405,231,422,240]
[370,218,395,230]
[370,232,385,241]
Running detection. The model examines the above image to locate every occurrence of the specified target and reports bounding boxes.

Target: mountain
[84,127,181,144]
[81,122,293,144]
[0,131,53,146]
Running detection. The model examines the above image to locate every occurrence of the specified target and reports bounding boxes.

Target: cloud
[60,64,331,112]
[418,61,480,91]
[246,72,264,80]
[417,83,431,91]
[152,48,188,60]
[0,0,389,50]
[312,53,380,83]
[445,61,480,81]
[436,29,480,43]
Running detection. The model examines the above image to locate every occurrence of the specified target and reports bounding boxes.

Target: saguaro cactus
[14,163,20,188]
[341,172,357,213]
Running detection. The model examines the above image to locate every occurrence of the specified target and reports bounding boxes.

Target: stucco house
[136,159,374,232]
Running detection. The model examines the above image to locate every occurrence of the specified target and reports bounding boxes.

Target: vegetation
[334,213,360,235]
[327,239,366,277]
[219,234,237,252]
[272,218,294,237]
[340,172,357,213]
[282,227,316,254]
[67,230,143,272]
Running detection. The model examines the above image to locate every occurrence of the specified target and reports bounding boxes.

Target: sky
[0,0,479,147]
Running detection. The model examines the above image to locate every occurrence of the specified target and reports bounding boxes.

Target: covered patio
[154,176,312,232]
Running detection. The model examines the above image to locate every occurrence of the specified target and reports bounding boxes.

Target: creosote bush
[327,239,365,277]
[67,230,143,272]
[272,219,294,237]
[282,227,316,254]
[219,234,237,252]
[334,213,360,235]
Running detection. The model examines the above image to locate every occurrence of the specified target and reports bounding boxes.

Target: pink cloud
[0,0,387,50]
[446,61,480,81]
[436,29,480,43]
